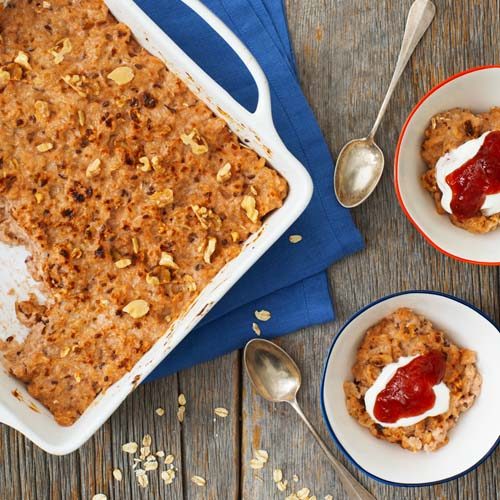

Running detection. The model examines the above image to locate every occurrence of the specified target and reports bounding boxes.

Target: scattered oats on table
[191,475,206,487]
[273,468,283,482]
[122,442,138,454]
[214,407,229,418]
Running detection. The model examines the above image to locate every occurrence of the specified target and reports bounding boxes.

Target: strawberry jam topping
[446,130,500,219]
[374,351,446,424]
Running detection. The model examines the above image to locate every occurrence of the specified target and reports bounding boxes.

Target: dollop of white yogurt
[435,131,500,217]
[364,355,450,428]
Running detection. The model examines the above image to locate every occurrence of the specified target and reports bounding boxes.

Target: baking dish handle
[181,0,274,129]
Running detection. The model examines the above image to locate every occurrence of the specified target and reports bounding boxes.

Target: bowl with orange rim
[394,66,500,266]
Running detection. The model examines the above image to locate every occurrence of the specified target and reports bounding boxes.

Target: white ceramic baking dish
[0,0,313,454]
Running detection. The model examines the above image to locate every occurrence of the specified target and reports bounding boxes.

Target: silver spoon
[334,0,436,208]
[244,339,376,500]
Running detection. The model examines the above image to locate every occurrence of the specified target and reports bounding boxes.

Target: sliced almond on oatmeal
[191,475,206,487]
[149,188,173,207]
[159,251,179,269]
[122,442,138,453]
[60,346,70,358]
[138,156,151,172]
[14,51,31,70]
[214,407,229,418]
[190,204,209,229]
[50,38,72,64]
[34,100,50,122]
[132,237,139,254]
[289,234,303,244]
[36,142,53,153]
[86,158,101,178]
[230,231,240,242]
[151,155,161,171]
[61,74,87,97]
[115,258,132,269]
[112,468,122,481]
[180,129,208,155]
[255,310,271,321]
[78,110,85,126]
[216,162,232,183]
[252,323,261,336]
[71,247,82,259]
[107,66,135,85]
[0,69,10,87]
[183,274,197,292]
[241,195,259,223]
[122,299,149,319]
[146,273,160,286]
[203,237,217,264]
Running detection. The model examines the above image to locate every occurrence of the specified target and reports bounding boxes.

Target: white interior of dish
[396,68,500,264]
[0,0,313,454]
[322,292,500,485]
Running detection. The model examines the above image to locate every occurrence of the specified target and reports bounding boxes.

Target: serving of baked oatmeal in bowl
[321,291,500,486]
[395,66,500,265]
[0,0,313,453]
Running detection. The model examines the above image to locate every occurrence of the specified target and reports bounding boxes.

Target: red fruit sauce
[374,351,446,424]
[446,130,500,219]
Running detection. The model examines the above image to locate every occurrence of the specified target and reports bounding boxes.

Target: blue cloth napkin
[137,0,364,380]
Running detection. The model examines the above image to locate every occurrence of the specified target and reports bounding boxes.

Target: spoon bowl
[334,138,385,208]
[333,0,435,207]
[244,338,301,403]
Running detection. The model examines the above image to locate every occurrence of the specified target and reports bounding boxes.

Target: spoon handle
[289,400,376,500]
[368,0,436,139]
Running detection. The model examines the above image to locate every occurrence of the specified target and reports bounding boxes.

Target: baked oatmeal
[421,107,500,233]
[344,308,481,452]
[0,0,288,425]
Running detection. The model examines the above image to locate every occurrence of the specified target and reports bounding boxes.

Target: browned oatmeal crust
[0,0,288,425]
[420,108,500,233]
[344,308,481,452]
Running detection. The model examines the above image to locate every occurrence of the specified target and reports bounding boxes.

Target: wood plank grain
[178,352,241,500]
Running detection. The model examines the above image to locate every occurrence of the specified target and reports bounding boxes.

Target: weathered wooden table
[1,0,499,498]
